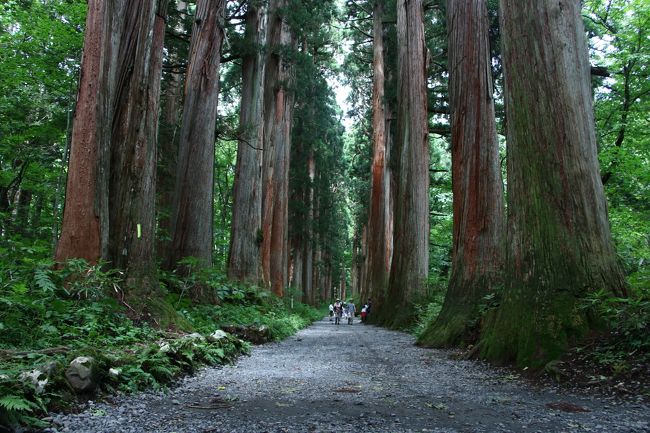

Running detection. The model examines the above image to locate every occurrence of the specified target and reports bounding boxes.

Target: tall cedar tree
[364,0,393,313]
[55,0,105,264]
[480,0,627,367]
[418,0,504,347]
[169,0,226,275]
[382,0,429,327]
[228,2,267,283]
[261,0,295,296]
[57,0,167,295]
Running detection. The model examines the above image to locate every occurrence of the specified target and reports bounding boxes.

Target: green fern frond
[34,269,57,293]
[0,395,35,412]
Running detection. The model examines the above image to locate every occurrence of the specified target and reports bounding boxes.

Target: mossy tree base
[367,298,419,331]
[417,310,476,348]
[479,290,595,369]
[417,277,501,348]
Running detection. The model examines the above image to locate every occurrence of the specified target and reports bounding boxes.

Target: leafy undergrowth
[541,287,650,402]
[545,333,650,402]
[0,257,322,431]
[408,278,447,338]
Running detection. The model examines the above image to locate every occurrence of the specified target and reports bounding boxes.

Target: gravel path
[47,318,650,433]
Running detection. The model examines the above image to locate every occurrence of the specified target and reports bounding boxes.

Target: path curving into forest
[47,319,649,433]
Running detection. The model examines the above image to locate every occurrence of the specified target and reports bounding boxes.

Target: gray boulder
[65,356,97,393]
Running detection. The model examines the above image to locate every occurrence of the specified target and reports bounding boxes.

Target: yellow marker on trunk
[137,224,142,239]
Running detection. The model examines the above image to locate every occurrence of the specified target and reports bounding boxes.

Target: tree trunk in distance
[108,0,168,296]
[351,234,360,298]
[31,193,44,236]
[383,0,429,328]
[169,0,225,274]
[300,151,316,303]
[15,189,33,236]
[480,0,627,368]
[156,59,183,262]
[358,224,368,303]
[228,4,266,283]
[418,0,504,347]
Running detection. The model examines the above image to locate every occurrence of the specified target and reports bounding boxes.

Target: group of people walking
[328,299,372,325]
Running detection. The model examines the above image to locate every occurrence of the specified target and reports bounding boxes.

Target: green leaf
[0,395,35,412]
[11,283,28,294]
[34,268,57,293]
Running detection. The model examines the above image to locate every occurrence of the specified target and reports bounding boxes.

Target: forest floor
[42,318,650,433]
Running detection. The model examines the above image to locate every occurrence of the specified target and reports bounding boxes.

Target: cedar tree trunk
[55,0,105,264]
[365,0,392,314]
[228,3,267,282]
[169,0,225,272]
[108,0,168,294]
[418,0,504,347]
[57,0,168,298]
[480,0,627,368]
[383,0,429,327]
[261,0,294,296]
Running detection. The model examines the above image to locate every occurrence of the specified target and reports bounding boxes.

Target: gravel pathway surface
[47,318,650,433]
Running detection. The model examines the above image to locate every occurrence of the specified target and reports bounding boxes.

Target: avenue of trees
[343,0,648,367]
[0,0,648,369]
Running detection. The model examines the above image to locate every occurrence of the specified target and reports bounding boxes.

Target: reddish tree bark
[57,0,168,298]
[418,0,504,347]
[261,0,294,296]
[228,3,267,283]
[364,0,393,315]
[55,0,105,264]
[358,224,369,302]
[480,0,627,367]
[383,0,429,327]
[168,0,226,272]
